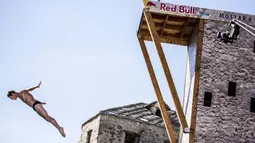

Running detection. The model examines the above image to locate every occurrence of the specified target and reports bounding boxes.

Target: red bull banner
[145,1,255,25]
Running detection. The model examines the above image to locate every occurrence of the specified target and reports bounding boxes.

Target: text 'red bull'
[160,3,195,15]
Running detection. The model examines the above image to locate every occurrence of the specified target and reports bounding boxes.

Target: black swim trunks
[32,101,42,111]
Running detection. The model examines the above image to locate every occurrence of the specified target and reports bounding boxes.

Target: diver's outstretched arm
[27,81,41,92]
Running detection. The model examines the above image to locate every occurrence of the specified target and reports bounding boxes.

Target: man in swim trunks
[7,81,66,137]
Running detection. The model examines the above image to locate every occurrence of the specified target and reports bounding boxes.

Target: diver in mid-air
[7,81,66,137]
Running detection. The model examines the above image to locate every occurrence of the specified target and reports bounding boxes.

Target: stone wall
[195,19,255,143]
[97,114,170,143]
[79,115,101,143]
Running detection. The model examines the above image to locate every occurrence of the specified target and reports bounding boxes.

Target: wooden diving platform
[137,12,198,46]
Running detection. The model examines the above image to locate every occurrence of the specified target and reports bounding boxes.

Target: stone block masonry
[195,19,255,143]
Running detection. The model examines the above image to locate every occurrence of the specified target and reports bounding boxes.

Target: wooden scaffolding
[136,7,204,143]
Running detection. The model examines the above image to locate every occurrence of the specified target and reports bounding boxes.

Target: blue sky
[1,0,254,142]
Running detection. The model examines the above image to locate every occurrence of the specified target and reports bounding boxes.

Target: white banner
[145,1,255,25]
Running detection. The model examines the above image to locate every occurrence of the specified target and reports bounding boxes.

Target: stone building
[181,6,255,143]
[79,101,180,143]
[136,1,255,142]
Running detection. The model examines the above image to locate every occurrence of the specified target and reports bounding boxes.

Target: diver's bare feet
[59,127,66,137]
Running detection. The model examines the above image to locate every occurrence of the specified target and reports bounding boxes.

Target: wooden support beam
[143,11,189,131]
[137,36,177,143]
[189,19,204,143]
[160,15,169,36]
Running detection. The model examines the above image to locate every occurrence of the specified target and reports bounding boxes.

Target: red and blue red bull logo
[146,1,156,7]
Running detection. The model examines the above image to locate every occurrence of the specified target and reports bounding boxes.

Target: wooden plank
[143,18,185,25]
[137,36,177,143]
[166,20,185,26]
[153,18,165,24]
[141,25,161,31]
[140,30,187,39]
[163,29,181,34]
[139,30,189,46]
[142,35,188,46]
[160,15,169,36]
[144,11,189,131]
[189,19,204,143]
[141,24,182,32]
